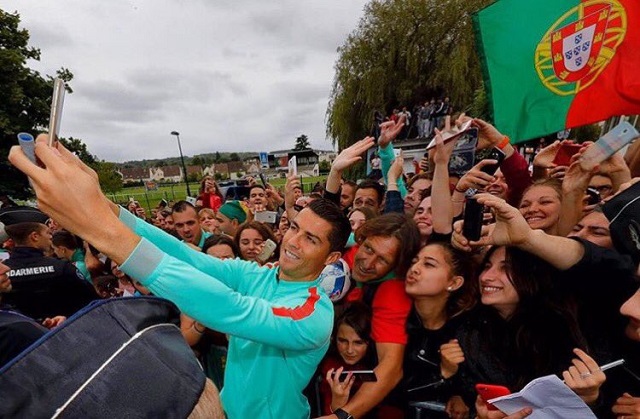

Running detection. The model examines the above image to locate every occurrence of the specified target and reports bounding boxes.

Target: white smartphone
[426,119,473,150]
[48,78,66,147]
[288,156,298,176]
[254,210,277,224]
[256,239,277,264]
[580,121,639,170]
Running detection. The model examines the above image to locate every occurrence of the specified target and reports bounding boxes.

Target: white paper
[489,375,596,419]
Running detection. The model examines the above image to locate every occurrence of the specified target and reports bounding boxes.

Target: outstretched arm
[8,135,332,350]
[454,193,586,270]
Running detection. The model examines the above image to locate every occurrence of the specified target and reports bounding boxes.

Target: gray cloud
[25,23,75,51]
[5,0,368,161]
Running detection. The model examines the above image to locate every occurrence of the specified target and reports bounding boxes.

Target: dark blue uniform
[3,247,98,320]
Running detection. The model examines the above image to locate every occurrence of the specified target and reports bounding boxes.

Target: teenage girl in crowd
[320,303,376,417]
[233,221,279,265]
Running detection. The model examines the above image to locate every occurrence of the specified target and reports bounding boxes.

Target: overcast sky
[4,0,368,162]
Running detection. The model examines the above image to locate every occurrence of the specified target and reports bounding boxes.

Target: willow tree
[327,0,492,150]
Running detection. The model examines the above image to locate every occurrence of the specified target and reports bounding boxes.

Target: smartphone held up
[48,78,66,147]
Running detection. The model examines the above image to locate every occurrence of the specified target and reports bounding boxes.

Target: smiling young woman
[454,245,588,407]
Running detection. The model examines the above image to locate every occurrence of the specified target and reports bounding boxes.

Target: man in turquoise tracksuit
[117,201,347,418]
[7,141,352,419]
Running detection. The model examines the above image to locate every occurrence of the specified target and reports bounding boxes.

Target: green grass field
[108,176,328,213]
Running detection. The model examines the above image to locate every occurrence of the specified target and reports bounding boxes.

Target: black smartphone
[480,147,506,176]
[336,370,377,382]
[586,187,601,206]
[463,191,484,241]
[259,173,268,188]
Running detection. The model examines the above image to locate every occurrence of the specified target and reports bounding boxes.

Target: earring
[446,286,453,291]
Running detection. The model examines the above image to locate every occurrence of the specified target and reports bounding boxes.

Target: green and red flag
[473,0,640,144]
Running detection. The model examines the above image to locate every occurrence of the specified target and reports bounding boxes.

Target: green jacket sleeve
[379,143,407,198]
[118,207,242,291]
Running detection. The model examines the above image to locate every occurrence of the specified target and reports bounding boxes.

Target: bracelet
[451,198,466,203]
[192,323,205,334]
[454,186,467,194]
[497,135,510,150]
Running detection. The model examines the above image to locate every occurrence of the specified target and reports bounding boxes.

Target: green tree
[214,151,222,162]
[94,161,123,193]
[59,137,96,165]
[0,9,74,198]
[229,152,240,162]
[294,134,311,150]
[319,160,331,173]
[326,0,492,150]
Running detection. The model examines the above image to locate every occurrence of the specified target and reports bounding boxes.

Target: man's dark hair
[407,172,432,189]
[52,230,80,250]
[356,180,385,205]
[172,200,197,214]
[306,199,351,253]
[342,180,357,190]
[249,184,265,192]
[202,234,240,257]
[420,186,433,201]
[5,222,46,245]
[355,213,421,277]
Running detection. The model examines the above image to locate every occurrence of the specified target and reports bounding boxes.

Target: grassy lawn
[108,175,328,212]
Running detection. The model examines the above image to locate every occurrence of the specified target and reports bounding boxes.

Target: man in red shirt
[331,213,421,419]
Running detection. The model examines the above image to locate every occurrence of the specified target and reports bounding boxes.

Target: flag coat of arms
[473,0,640,143]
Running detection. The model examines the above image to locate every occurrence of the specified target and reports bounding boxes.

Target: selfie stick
[17,132,36,165]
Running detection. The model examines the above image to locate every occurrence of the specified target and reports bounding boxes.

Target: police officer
[0,207,97,320]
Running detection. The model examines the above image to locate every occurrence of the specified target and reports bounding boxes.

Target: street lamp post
[170,131,192,198]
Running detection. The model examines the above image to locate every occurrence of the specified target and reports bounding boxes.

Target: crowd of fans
[373,97,453,141]
[2,114,640,419]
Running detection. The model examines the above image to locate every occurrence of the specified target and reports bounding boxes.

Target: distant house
[187,165,203,178]
[318,151,337,164]
[150,165,183,182]
[214,161,246,179]
[118,167,151,184]
[246,163,260,173]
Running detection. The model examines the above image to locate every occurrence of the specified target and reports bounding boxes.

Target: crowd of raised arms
[1,113,640,419]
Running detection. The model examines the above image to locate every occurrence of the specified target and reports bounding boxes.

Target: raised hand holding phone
[9,135,134,264]
[580,121,639,171]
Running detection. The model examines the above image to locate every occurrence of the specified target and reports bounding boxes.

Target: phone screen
[337,370,377,382]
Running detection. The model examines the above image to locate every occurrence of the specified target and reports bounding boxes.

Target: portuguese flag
[473,0,640,144]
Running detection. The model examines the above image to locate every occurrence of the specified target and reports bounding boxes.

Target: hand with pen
[562,348,606,405]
